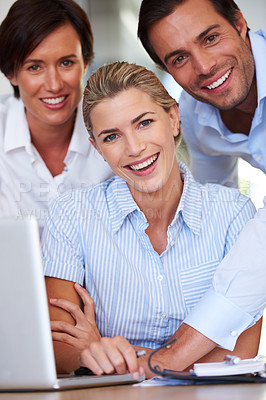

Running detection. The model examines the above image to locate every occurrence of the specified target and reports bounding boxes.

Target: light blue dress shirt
[42,163,255,349]
[179,30,266,349]
[180,30,266,187]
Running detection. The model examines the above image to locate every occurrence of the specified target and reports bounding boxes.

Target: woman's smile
[90,87,180,195]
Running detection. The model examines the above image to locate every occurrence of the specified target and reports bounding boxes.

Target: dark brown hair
[0,0,94,98]
[138,0,247,71]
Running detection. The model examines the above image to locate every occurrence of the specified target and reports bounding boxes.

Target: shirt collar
[4,98,90,156]
[174,162,202,235]
[106,176,141,233]
[67,102,91,156]
[4,97,32,153]
[249,30,266,105]
[107,163,202,236]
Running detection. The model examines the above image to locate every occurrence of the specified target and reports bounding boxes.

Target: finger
[50,320,85,339]
[51,331,84,349]
[100,337,128,375]
[50,298,88,327]
[74,284,96,321]
[111,337,140,377]
[81,343,114,375]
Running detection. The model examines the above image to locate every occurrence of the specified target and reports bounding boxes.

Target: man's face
[148,0,255,110]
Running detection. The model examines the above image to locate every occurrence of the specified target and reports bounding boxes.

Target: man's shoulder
[179,90,198,111]
[201,181,253,207]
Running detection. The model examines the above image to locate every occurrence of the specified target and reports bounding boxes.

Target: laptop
[0,217,145,391]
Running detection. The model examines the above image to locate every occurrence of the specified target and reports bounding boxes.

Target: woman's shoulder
[0,93,20,110]
[0,94,24,128]
[50,176,117,211]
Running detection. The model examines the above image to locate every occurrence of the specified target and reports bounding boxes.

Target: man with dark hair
[137,0,266,365]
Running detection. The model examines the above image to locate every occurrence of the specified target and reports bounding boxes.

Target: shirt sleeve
[41,193,85,285]
[184,195,265,350]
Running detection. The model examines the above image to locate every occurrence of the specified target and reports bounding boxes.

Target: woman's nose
[125,133,146,157]
[44,67,64,92]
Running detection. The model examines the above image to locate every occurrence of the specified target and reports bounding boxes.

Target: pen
[224,355,241,365]
[136,350,146,358]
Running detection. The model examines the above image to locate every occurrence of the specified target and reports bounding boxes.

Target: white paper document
[193,356,265,377]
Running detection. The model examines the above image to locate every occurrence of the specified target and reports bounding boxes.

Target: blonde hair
[83,61,181,145]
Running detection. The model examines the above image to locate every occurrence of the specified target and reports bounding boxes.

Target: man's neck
[220,77,257,135]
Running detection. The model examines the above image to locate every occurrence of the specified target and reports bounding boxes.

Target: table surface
[1,382,266,400]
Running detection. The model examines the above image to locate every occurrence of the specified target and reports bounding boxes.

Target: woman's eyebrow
[132,111,155,124]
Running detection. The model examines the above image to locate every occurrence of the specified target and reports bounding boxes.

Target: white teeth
[207,69,232,90]
[42,96,66,105]
[130,154,158,171]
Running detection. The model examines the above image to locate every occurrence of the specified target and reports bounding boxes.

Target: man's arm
[184,201,266,350]
[77,318,261,379]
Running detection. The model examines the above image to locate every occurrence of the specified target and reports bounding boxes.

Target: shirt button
[231,330,237,337]
[256,155,261,162]
[157,275,163,281]
[220,135,225,140]
[170,240,175,246]
[161,312,167,319]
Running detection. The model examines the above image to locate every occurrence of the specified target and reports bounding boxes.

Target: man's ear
[234,10,248,40]
[169,103,180,138]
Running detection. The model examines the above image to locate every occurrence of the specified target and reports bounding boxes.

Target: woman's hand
[50,283,101,350]
[79,336,145,379]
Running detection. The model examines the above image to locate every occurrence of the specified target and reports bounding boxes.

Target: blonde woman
[43,62,261,377]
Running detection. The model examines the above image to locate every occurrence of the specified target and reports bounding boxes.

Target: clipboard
[148,339,266,385]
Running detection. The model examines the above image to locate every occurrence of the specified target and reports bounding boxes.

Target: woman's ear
[169,103,180,138]
[83,62,89,77]
[89,137,104,159]
[7,74,18,86]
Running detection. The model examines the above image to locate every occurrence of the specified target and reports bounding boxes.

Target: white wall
[0,0,265,95]
[0,0,15,94]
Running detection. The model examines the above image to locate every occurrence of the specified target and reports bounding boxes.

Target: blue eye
[140,119,152,127]
[104,133,117,142]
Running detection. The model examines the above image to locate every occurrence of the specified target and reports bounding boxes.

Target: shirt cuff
[183,289,255,350]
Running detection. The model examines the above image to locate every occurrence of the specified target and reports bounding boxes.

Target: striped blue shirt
[42,162,255,349]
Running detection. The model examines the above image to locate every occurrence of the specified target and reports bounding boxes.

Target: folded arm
[45,277,101,374]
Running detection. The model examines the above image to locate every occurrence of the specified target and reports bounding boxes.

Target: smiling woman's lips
[127,153,159,171]
[41,95,67,105]
[124,153,160,177]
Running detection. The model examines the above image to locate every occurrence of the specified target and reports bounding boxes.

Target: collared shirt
[0,94,113,234]
[42,163,255,349]
[179,30,266,187]
[179,30,266,349]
